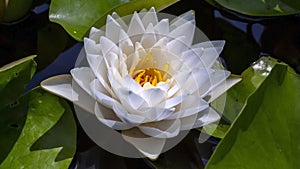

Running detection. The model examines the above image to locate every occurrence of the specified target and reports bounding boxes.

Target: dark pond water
[1,0,300,168]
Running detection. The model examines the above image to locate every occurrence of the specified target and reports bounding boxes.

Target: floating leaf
[0,0,33,22]
[0,88,77,168]
[0,55,36,109]
[205,62,300,169]
[0,56,76,168]
[206,0,300,16]
[213,57,277,122]
[49,0,179,41]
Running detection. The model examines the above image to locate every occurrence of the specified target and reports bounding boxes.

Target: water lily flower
[41,7,241,159]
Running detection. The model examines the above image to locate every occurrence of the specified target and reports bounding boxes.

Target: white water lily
[41,7,240,159]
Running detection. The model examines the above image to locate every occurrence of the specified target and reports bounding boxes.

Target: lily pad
[0,55,36,109]
[205,62,300,168]
[0,56,76,168]
[214,57,277,122]
[206,0,300,16]
[49,0,179,41]
[0,0,33,22]
[0,88,77,168]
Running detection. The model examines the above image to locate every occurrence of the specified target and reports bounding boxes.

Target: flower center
[133,68,168,87]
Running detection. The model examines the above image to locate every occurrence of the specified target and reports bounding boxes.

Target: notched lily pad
[0,88,77,169]
[0,55,36,109]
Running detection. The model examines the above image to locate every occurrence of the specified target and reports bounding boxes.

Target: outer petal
[128,12,145,37]
[94,102,133,130]
[141,7,158,28]
[166,96,209,119]
[111,12,129,31]
[154,19,169,39]
[170,10,195,31]
[206,76,242,103]
[70,67,95,96]
[106,15,124,43]
[169,19,195,47]
[89,27,105,43]
[122,128,166,160]
[41,75,94,114]
[180,107,221,130]
[138,119,181,138]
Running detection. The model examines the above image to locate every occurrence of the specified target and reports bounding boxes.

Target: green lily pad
[0,55,36,109]
[0,0,33,22]
[214,57,278,123]
[49,0,179,41]
[205,62,300,168]
[0,88,77,168]
[0,56,76,168]
[206,0,300,16]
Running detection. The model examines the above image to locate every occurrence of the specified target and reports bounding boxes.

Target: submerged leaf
[205,62,300,169]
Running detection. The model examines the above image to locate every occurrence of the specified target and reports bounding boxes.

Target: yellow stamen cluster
[133,68,166,87]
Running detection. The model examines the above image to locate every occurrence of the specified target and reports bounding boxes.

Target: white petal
[100,36,119,56]
[181,68,210,94]
[140,88,165,106]
[106,15,124,43]
[138,119,181,138]
[41,75,76,102]
[142,7,158,28]
[193,107,221,128]
[192,40,225,51]
[84,38,101,54]
[138,107,174,122]
[180,107,220,130]
[128,42,144,75]
[113,103,145,124]
[141,23,156,49]
[167,36,188,56]
[167,96,209,119]
[41,75,94,114]
[90,79,118,108]
[70,67,95,96]
[158,94,186,109]
[117,88,147,110]
[128,12,145,37]
[86,52,115,97]
[122,128,166,160]
[201,47,223,68]
[207,76,242,103]
[119,29,134,55]
[181,48,204,69]
[122,75,143,93]
[170,10,195,31]
[89,27,105,43]
[111,12,128,31]
[200,69,231,97]
[154,19,169,39]
[94,102,132,130]
[167,71,190,97]
[169,19,195,46]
